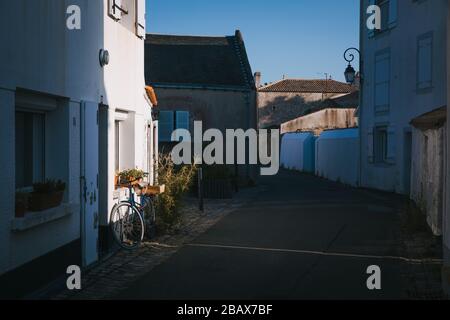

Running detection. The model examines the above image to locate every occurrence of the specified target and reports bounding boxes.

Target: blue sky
[146,0,360,83]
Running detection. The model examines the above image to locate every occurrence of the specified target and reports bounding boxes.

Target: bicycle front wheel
[110,202,144,250]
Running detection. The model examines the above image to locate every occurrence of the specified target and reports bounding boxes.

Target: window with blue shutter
[175,111,189,131]
[374,50,391,114]
[158,111,174,142]
[417,32,433,91]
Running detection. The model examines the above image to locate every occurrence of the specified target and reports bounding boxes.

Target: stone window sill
[11,203,79,232]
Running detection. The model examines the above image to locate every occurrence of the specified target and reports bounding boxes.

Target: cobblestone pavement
[394,199,447,299]
[401,230,446,299]
[49,186,264,300]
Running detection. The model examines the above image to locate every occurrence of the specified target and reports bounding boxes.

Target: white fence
[280,132,316,173]
[315,128,359,186]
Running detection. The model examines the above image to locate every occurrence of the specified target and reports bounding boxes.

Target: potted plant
[117,168,145,185]
[15,192,29,218]
[29,179,66,212]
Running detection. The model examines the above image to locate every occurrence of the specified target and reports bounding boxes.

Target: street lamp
[343,48,360,85]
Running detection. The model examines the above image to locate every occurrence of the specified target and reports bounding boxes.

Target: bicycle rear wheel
[110,202,144,250]
[137,196,156,239]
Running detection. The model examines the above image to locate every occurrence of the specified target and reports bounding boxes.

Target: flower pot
[29,191,64,212]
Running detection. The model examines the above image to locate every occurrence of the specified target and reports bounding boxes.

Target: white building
[360,0,447,230]
[0,0,157,298]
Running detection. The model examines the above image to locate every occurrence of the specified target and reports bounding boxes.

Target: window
[108,0,125,20]
[369,0,397,36]
[374,126,388,163]
[135,0,146,38]
[417,32,433,91]
[369,125,396,165]
[374,50,390,114]
[159,111,174,142]
[158,110,190,142]
[15,112,45,189]
[376,0,390,31]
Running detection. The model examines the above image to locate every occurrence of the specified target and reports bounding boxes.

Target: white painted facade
[315,129,360,187]
[360,0,447,195]
[0,0,156,279]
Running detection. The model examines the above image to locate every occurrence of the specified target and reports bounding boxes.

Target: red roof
[258,79,355,94]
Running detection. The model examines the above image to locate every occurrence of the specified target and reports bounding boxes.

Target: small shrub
[118,168,145,183]
[156,154,197,232]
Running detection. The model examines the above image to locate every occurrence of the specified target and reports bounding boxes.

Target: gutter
[151,83,252,93]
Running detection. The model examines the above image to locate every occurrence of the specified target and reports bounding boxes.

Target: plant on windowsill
[29,179,66,212]
[15,192,29,218]
[116,168,145,186]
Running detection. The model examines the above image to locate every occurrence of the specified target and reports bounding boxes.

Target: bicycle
[109,175,156,250]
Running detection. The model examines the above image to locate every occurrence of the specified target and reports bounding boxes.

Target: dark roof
[411,106,447,130]
[145,31,255,89]
[259,79,355,93]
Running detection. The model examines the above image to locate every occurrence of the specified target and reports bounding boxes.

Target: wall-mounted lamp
[343,47,360,85]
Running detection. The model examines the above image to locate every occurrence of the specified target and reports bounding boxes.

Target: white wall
[280,133,316,173]
[316,129,360,187]
[360,0,447,194]
[0,0,155,275]
[410,127,446,236]
[103,0,154,223]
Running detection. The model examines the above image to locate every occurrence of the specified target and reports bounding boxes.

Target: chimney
[254,72,261,88]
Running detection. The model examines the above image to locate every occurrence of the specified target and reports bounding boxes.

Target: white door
[81,101,99,266]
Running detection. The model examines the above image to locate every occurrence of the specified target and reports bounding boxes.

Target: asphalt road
[116,170,409,300]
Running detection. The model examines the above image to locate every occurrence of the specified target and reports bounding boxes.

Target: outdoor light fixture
[343,47,360,85]
[99,49,110,67]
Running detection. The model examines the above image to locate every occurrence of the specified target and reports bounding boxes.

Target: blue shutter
[158,111,174,142]
[386,126,396,164]
[176,111,189,131]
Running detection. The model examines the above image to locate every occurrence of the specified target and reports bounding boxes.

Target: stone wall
[281,108,358,135]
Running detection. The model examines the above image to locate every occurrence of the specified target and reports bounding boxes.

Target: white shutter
[136,0,146,38]
[367,129,374,163]
[388,0,398,29]
[109,0,123,20]
[387,126,396,164]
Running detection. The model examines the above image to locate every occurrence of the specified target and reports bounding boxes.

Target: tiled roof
[145,31,255,89]
[258,79,355,93]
